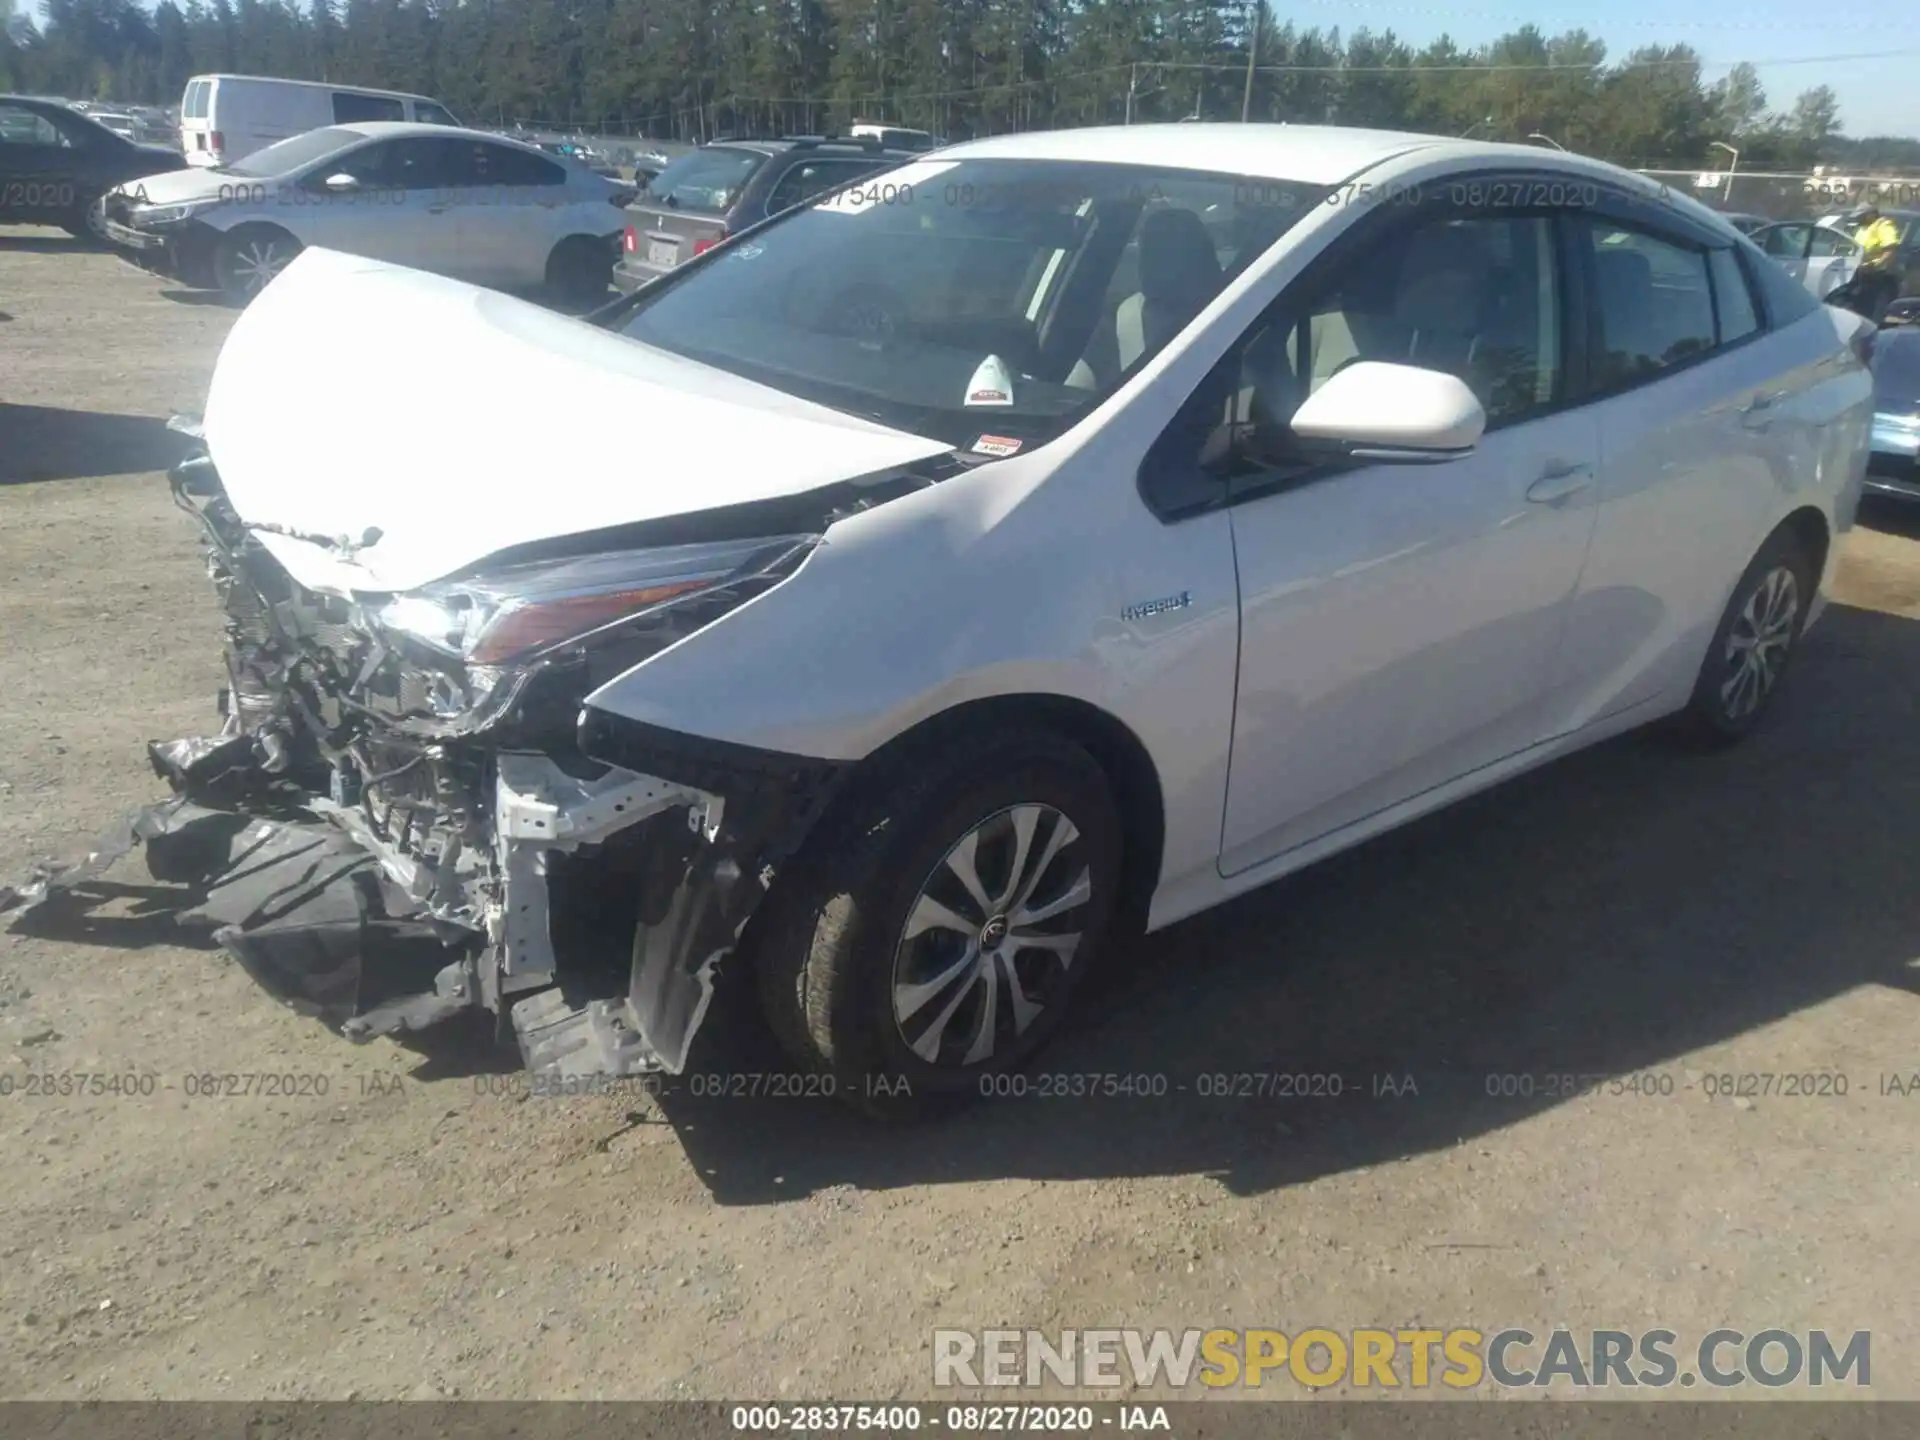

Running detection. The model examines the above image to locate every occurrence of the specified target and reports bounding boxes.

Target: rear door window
[1584,223,1718,387]
[183,81,210,121]
[332,92,406,124]
[766,159,883,215]
[1760,223,1809,259]
[647,146,767,213]
[486,144,567,187]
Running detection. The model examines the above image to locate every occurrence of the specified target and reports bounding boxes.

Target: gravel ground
[1,228,1917,1404]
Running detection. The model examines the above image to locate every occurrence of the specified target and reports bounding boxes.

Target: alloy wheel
[227,236,295,296]
[1720,565,1800,721]
[890,803,1094,1069]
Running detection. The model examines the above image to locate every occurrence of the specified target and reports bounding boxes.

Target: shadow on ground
[651,602,1920,1202]
[10,606,1919,1203]
[0,404,194,484]
[0,233,95,255]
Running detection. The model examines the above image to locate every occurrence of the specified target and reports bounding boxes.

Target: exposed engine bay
[0,436,969,1080]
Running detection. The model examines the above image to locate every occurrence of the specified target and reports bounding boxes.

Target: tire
[1673,527,1815,747]
[753,728,1124,1119]
[61,194,109,245]
[214,225,302,303]
[546,235,614,307]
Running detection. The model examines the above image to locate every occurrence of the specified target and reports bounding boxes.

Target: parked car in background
[1750,219,1861,300]
[87,125,1869,1114]
[1867,325,1920,502]
[178,74,461,168]
[849,120,939,152]
[613,134,917,290]
[100,121,629,302]
[0,94,179,239]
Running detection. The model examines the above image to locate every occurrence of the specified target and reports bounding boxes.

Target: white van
[178,75,461,167]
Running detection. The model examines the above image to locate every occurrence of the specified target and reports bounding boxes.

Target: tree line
[4,0,1913,171]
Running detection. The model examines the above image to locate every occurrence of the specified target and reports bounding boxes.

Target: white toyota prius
[9,124,1873,1117]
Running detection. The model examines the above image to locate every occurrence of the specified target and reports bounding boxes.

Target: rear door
[1549,207,1795,728]
[625,144,767,280]
[179,78,214,165]
[1757,222,1812,289]
[1805,223,1859,299]
[455,138,577,285]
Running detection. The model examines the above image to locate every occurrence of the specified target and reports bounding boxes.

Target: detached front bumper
[100,205,220,288]
[1,453,842,1084]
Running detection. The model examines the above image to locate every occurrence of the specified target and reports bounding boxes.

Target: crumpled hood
[201,247,954,595]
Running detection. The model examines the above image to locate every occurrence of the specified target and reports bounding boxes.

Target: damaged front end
[0,438,897,1081]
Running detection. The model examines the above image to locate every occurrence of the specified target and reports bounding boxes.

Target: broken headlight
[373,535,818,667]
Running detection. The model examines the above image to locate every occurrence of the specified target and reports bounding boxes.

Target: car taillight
[209,130,224,153]
[623,225,637,253]
[693,227,728,256]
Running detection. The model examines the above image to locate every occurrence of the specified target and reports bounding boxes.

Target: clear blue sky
[1289,0,1915,138]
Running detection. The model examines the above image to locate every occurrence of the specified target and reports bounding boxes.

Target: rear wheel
[753,729,1124,1118]
[546,235,614,308]
[215,225,302,303]
[1673,527,1815,746]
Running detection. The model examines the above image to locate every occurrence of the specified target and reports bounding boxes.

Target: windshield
[615,156,1326,450]
[646,145,767,212]
[220,126,360,177]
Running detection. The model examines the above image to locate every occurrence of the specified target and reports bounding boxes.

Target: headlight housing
[374,534,818,667]
[132,199,215,226]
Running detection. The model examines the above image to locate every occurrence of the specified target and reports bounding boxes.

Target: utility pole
[1125,62,1137,125]
[1240,0,1263,122]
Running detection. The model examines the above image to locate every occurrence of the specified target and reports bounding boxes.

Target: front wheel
[215,225,302,303]
[1674,527,1814,746]
[753,729,1124,1118]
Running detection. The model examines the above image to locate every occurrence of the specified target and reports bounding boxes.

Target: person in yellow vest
[1855,205,1900,261]
[1851,205,1902,323]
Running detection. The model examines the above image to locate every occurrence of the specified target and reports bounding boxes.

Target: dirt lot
[2,228,1918,1404]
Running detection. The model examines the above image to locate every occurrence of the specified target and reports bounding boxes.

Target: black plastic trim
[578,707,843,798]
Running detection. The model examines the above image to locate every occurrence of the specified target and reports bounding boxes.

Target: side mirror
[323,172,359,192]
[1289,361,1485,461]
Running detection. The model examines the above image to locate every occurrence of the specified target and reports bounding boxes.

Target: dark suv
[612,135,920,292]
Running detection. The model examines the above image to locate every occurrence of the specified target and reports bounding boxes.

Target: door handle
[1526,462,1593,504]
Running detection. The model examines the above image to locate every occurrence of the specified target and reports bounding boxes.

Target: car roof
[330,120,525,144]
[186,74,437,101]
[936,123,1462,183]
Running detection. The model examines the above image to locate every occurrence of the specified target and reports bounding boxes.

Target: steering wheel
[825,283,905,350]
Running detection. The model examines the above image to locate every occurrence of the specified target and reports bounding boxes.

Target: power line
[1287,0,1899,32]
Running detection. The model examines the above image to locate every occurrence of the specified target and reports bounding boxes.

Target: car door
[288,138,444,272]
[1805,222,1859,299]
[1150,194,1601,876]
[1757,222,1813,291]
[0,103,82,225]
[1547,205,1791,727]
[460,139,576,285]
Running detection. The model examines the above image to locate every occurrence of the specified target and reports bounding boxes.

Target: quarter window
[1708,248,1760,345]
[1584,224,1717,388]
